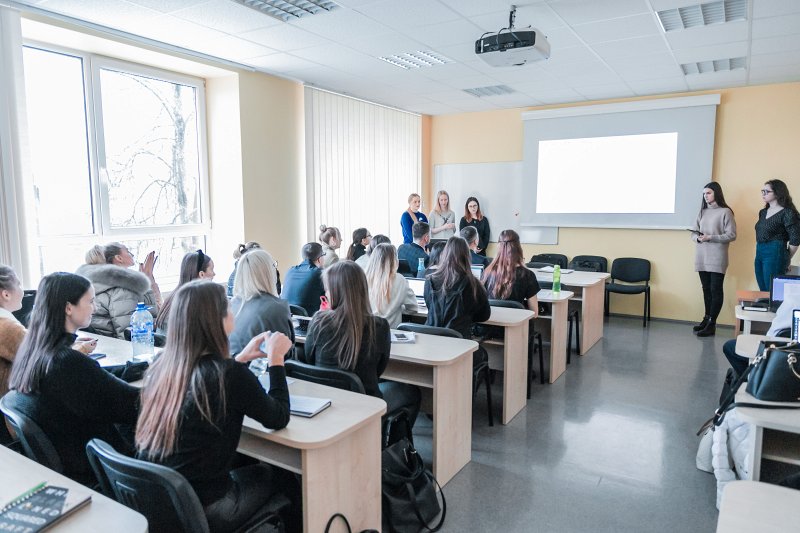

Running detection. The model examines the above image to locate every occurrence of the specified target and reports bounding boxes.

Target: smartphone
[89,353,107,361]
[792,309,800,342]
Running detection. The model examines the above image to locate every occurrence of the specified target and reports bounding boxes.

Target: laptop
[407,278,426,307]
[470,265,484,279]
[793,309,800,342]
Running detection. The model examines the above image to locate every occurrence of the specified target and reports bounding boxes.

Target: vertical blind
[305,87,421,247]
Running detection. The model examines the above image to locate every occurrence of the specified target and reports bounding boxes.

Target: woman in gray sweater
[692,182,737,337]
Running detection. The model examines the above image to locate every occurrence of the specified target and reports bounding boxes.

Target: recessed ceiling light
[230,0,339,22]
[680,56,746,75]
[656,0,746,32]
[378,51,453,70]
[463,85,515,97]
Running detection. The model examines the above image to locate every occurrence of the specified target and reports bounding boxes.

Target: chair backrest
[530,254,568,268]
[526,261,553,270]
[397,259,413,277]
[123,327,167,348]
[11,290,36,327]
[396,323,463,338]
[284,360,365,394]
[0,391,63,473]
[488,299,524,310]
[86,439,211,533]
[569,255,608,273]
[289,304,308,317]
[610,258,651,283]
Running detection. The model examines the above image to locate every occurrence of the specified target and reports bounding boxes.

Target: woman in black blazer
[459,196,491,255]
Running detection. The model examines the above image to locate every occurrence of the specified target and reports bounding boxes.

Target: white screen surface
[536,133,678,214]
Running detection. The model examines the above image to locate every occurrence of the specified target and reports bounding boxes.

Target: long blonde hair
[85,242,125,265]
[233,249,278,302]
[434,190,451,215]
[365,244,398,314]
[135,281,230,460]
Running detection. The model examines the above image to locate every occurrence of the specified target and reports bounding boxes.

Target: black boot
[696,320,716,337]
[693,316,711,332]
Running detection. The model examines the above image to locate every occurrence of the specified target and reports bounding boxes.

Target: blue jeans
[755,240,787,291]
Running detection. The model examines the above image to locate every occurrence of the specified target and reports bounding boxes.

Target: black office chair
[0,391,63,473]
[568,255,608,273]
[123,327,167,348]
[488,299,544,396]
[398,259,413,278]
[529,254,568,269]
[289,304,308,317]
[605,258,651,328]
[285,360,365,394]
[12,290,36,327]
[397,323,494,426]
[86,439,287,533]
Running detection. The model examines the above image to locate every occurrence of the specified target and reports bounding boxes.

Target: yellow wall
[429,83,800,325]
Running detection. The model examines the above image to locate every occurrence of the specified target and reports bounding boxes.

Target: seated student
[355,234,391,269]
[346,228,371,261]
[365,244,418,328]
[302,261,420,426]
[77,242,160,339]
[424,237,491,363]
[460,226,491,268]
[155,250,215,334]
[281,243,326,315]
[423,241,447,277]
[229,249,294,355]
[319,225,342,268]
[227,241,260,297]
[398,222,430,275]
[0,266,25,401]
[722,291,800,378]
[135,281,301,532]
[8,272,139,485]
[482,230,540,314]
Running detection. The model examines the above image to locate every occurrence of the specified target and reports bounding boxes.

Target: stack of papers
[391,331,416,344]
[537,266,574,274]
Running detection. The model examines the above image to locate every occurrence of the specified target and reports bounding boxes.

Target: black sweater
[139,359,290,506]
[424,276,491,339]
[12,333,139,485]
[755,207,800,246]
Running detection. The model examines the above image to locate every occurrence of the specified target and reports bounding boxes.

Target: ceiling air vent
[230,0,339,22]
[378,51,453,70]
[463,85,515,97]
[657,0,746,32]
[680,56,746,75]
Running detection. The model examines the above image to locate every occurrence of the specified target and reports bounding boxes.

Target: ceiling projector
[475,5,550,67]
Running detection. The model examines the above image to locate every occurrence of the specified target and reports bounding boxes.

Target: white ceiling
[15,0,800,115]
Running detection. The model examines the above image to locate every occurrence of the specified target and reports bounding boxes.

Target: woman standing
[428,190,457,239]
[692,183,737,337]
[754,179,800,291]
[346,228,371,261]
[319,225,342,268]
[155,250,215,334]
[401,193,428,244]
[135,281,300,532]
[459,196,491,255]
[365,244,418,328]
[8,272,139,485]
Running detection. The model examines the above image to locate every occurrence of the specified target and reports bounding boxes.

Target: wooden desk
[733,306,774,335]
[0,446,148,533]
[716,480,800,533]
[734,334,789,358]
[89,333,385,533]
[535,290,574,385]
[532,269,610,354]
[734,290,769,336]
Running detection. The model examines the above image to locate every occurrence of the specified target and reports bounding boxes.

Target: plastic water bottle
[553,265,561,294]
[417,258,426,278]
[130,303,154,362]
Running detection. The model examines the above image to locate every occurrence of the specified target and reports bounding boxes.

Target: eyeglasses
[761,189,773,195]
[196,249,205,273]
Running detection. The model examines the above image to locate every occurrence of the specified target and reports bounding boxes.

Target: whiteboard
[434,162,558,245]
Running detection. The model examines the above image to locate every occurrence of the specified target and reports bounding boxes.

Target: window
[22,45,209,286]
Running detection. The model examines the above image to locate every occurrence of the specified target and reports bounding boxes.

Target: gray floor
[413,316,730,533]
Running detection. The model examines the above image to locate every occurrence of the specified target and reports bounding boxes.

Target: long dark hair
[700,182,733,214]
[427,241,447,268]
[155,250,213,331]
[464,196,483,222]
[483,230,524,300]
[136,281,230,461]
[314,261,374,371]
[9,272,92,393]
[346,228,369,261]
[765,179,799,214]
[431,236,482,300]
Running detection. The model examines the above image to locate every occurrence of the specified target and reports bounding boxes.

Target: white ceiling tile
[238,22,331,51]
[442,75,503,90]
[488,93,545,107]
[425,90,486,104]
[749,64,800,84]
[40,0,159,29]
[685,69,747,90]
[592,35,671,59]
[537,26,584,49]
[528,88,586,104]
[749,50,800,69]
[171,0,280,34]
[445,99,502,112]
[292,8,393,43]
[752,13,800,39]
[671,41,749,64]
[541,58,616,77]
[406,102,470,115]
[513,78,571,93]
[346,32,430,58]
[436,43,485,63]
[572,13,662,44]
[469,4,566,31]
[438,0,539,19]
[195,34,276,61]
[548,45,599,63]
[488,64,554,84]
[291,43,381,73]
[752,34,800,55]
[609,53,682,79]
[356,0,461,29]
[574,82,636,100]
[665,20,748,49]
[649,0,704,10]
[418,62,485,81]
[124,0,211,14]
[626,76,688,94]
[404,19,484,49]
[248,53,320,73]
[555,67,623,86]
[547,0,650,26]
[136,15,228,49]
[753,0,800,19]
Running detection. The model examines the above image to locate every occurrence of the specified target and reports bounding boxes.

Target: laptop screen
[408,278,425,298]
[470,265,484,279]
[771,275,800,304]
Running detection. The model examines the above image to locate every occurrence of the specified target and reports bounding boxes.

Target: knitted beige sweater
[693,204,737,273]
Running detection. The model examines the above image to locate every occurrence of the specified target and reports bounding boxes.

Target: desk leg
[302,418,382,533]
[549,301,568,384]
[743,319,752,335]
[502,321,529,425]
[432,353,472,484]
[750,426,763,481]
[580,283,604,354]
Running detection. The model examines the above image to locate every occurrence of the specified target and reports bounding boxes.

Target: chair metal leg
[567,316,572,365]
[575,311,581,355]
[604,290,609,316]
[538,334,544,385]
[484,367,494,427]
[527,338,533,400]
[642,292,647,327]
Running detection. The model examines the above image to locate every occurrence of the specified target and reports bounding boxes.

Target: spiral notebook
[0,482,92,532]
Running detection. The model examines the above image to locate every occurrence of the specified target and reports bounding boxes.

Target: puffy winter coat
[76,264,157,339]
[712,408,754,509]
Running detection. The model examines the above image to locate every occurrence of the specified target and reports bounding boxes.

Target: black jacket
[424,276,490,339]
[280,260,325,315]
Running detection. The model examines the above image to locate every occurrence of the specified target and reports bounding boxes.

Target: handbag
[323,513,379,533]
[382,434,446,533]
[104,360,149,383]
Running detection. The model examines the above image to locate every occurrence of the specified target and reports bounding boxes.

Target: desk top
[734,334,790,358]
[536,289,574,303]
[531,269,610,286]
[716,480,800,533]
[0,446,148,533]
[734,306,775,323]
[734,389,800,431]
[388,332,478,366]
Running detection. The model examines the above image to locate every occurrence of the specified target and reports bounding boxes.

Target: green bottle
[553,265,561,294]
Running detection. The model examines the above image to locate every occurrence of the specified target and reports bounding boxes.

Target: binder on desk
[290,395,332,418]
[0,483,92,532]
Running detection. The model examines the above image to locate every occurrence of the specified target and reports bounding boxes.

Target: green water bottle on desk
[552,265,561,294]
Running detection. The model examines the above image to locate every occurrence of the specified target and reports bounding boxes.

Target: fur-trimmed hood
[76,263,151,295]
